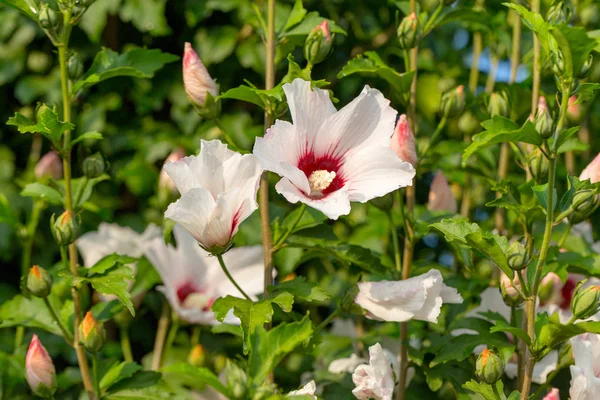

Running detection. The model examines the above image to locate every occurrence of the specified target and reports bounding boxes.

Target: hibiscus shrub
[1,0,600,399]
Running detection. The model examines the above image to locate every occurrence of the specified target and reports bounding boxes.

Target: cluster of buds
[439,85,465,118]
[27,265,53,297]
[79,311,106,352]
[38,3,59,31]
[82,152,106,179]
[570,281,600,320]
[475,348,505,384]
[51,210,78,246]
[397,12,420,50]
[26,335,57,397]
[35,152,63,180]
[304,21,334,66]
[486,91,510,118]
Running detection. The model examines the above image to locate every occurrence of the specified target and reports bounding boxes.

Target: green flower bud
[371,192,394,212]
[546,1,572,24]
[571,282,600,320]
[486,91,510,118]
[569,190,597,223]
[476,348,505,384]
[507,242,528,271]
[439,85,465,118]
[223,360,247,400]
[551,50,566,79]
[500,273,524,307]
[79,311,106,352]
[304,20,334,66]
[187,344,206,367]
[458,111,480,136]
[397,12,420,50]
[534,97,554,139]
[38,3,59,30]
[528,150,548,183]
[579,54,593,80]
[82,152,105,179]
[51,211,78,246]
[27,265,52,297]
[67,53,84,80]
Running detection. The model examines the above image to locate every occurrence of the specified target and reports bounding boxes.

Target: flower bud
[67,53,84,80]
[578,53,593,80]
[397,12,420,50]
[507,242,528,271]
[528,150,549,183]
[26,335,57,397]
[534,97,553,139]
[543,388,560,400]
[428,170,457,213]
[391,114,417,166]
[439,85,465,118]
[183,42,219,109]
[538,272,562,304]
[475,348,504,384]
[51,211,78,246]
[304,21,334,66]
[223,360,248,400]
[486,91,510,118]
[159,148,185,196]
[79,311,106,352]
[82,152,105,179]
[546,1,572,24]
[551,50,566,79]
[27,265,52,297]
[580,152,600,184]
[38,3,58,30]
[188,344,206,367]
[501,273,524,307]
[567,95,582,123]
[569,190,597,224]
[570,282,600,320]
[35,151,63,180]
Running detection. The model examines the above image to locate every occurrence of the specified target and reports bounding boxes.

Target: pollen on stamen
[309,170,336,195]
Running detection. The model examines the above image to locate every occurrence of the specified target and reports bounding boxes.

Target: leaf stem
[274,203,307,249]
[152,301,170,370]
[120,327,133,362]
[416,116,447,165]
[316,308,341,332]
[422,2,444,36]
[43,297,74,345]
[163,313,180,367]
[216,254,251,301]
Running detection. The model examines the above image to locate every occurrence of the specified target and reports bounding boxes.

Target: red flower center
[297,152,345,198]
[176,283,213,311]
[560,278,576,310]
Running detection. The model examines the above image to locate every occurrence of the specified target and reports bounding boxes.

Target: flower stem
[43,297,74,345]
[120,327,133,362]
[217,254,251,300]
[163,313,180,367]
[530,0,541,115]
[316,308,342,332]
[274,203,307,249]
[92,352,101,398]
[152,301,170,370]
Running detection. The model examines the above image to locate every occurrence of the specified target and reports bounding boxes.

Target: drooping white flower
[569,334,600,400]
[164,139,262,251]
[428,170,457,213]
[253,78,415,220]
[183,42,218,107]
[288,380,317,398]
[329,353,367,374]
[352,343,399,400]
[355,269,463,323]
[143,224,264,324]
[26,334,57,397]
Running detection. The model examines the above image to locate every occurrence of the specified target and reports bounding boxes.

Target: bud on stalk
[567,95,582,123]
[475,348,504,384]
[570,282,600,320]
[500,273,524,307]
[486,91,510,118]
[542,388,560,400]
[27,265,53,297]
[439,85,465,118]
[67,53,84,80]
[578,53,593,79]
[51,211,78,246]
[391,114,417,166]
[183,42,219,114]
[397,12,420,50]
[304,21,334,66]
[569,190,597,224]
[79,311,106,352]
[26,335,57,397]
[35,151,63,180]
[506,242,528,271]
[82,152,106,179]
[534,97,553,139]
[528,150,549,183]
[38,4,59,30]
[188,344,206,367]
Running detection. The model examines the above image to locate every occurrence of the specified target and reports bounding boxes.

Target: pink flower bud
[183,42,218,107]
[428,170,457,213]
[159,148,186,194]
[391,114,417,166]
[314,20,331,42]
[35,151,62,180]
[543,388,560,400]
[567,95,581,122]
[537,96,548,112]
[26,335,57,397]
[580,152,600,184]
[501,273,521,299]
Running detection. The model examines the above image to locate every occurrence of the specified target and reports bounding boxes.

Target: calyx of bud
[397,13,420,50]
[486,91,510,118]
[304,21,334,66]
[570,282,600,320]
[534,97,554,139]
[27,265,53,297]
[476,348,505,384]
[67,53,84,80]
[39,4,59,30]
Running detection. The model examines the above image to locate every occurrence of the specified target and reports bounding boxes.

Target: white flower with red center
[183,42,218,107]
[570,334,600,399]
[143,224,264,324]
[164,139,262,251]
[253,78,415,220]
[354,269,463,323]
[26,335,57,397]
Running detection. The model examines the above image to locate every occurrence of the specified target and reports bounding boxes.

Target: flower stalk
[216,254,251,300]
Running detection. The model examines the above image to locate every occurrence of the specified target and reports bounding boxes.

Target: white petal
[164,157,202,194]
[329,354,367,374]
[275,178,351,220]
[165,188,215,244]
[287,380,317,398]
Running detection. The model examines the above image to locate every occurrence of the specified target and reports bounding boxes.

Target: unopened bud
[571,282,600,320]
[507,242,528,271]
[82,152,105,179]
[67,53,84,80]
[397,13,420,50]
[439,85,465,118]
[188,344,206,367]
[578,53,593,79]
[501,273,524,306]
[458,111,480,135]
[567,95,582,123]
[528,150,549,183]
[580,152,600,184]
[183,43,219,110]
[27,265,52,297]
[551,51,566,78]
[475,348,504,384]
[79,311,106,352]
[38,4,58,30]
[539,273,562,304]
[35,151,63,180]
[428,170,457,213]
[535,97,553,139]
[304,21,334,66]
[569,190,597,223]
[224,360,248,400]
[51,211,78,246]
[26,335,57,397]
[391,114,417,166]
[159,148,185,196]
[487,92,510,118]
[546,1,572,24]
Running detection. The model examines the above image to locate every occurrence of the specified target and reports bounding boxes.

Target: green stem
[417,117,447,165]
[422,2,444,36]
[152,301,170,370]
[389,210,402,278]
[163,314,180,367]
[43,297,74,345]
[316,308,341,331]
[557,224,572,248]
[216,254,251,300]
[120,327,133,362]
[274,203,307,249]
[92,352,101,398]
[21,200,44,278]
[191,326,201,347]
[73,176,89,209]
[214,119,238,150]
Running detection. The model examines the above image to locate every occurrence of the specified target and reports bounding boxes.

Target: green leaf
[463,380,507,400]
[0,193,17,227]
[71,131,103,146]
[87,264,135,316]
[430,219,511,276]
[490,320,531,346]
[462,117,541,167]
[211,323,243,337]
[104,386,176,400]
[436,8,491,31]
[0,0,37,19]
[7,107,75,148]
[248,314,313,384]
[218,85,266,108]
[550,24,597,79]
[573,83,600,105]
[161,363,230,398]
[283,13,346,37]
[504,3,551,54]
[21,183,63,205]
[268,277,330,302]
[273,206,326,245]
[535,313,600,354]
[0,295,64,336]
[69,174,111,208]
[120,0,171,37]
[72,48,179,93]
[194,25,238,66]
[100,362,142,391]
[558,175,577,213]
[337,51,414,102]
[281,0,307,32]
[532,183,557,212]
